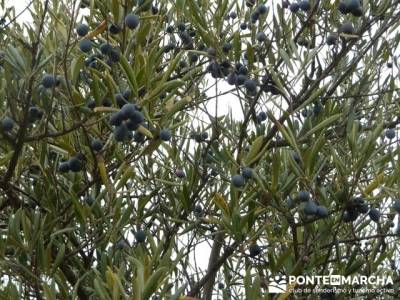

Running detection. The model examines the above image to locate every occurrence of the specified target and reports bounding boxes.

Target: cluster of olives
[260,74,280,95]
[231,167,253,188]
[2,101,46,134]
[115,229,147,250]
[248,3,268,23]
[294,191,329,218]
[226,63,258,94]
[109,103,146,142]
[343,197,380,223]
[76,15,140,67]
[190,131,209,143]
[339,0,363,17]
[58,154,85,173]
[301,102,323,118]
[289,0,311,13]
[328,1,362,45]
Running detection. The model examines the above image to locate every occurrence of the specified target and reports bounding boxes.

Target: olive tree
[0,0,400,299]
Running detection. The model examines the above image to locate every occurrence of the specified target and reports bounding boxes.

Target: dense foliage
[0,0,400,299]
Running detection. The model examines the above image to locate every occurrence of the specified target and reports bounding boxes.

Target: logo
[267,275,393,294]
[268,275,287,293]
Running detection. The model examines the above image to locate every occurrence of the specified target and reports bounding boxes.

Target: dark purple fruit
[256,32,267,42]
[359,204,369,214]
[159,129,172,141]
[227,73,237,85]
[175,169,186,178]
[316,206,328,218]
[102,98,112,107]
[2,117,14,131]
[200,132,208,141]
[304,201,318,215]
[79,39,92,52]
[222,42,232,53]
[244,79,257,93]
[133,131,145,143]
[109,23,121,34]
[42,74,56,88]
[130,111,144,124]
[249,243,261,257]
[368,208,380,223]
[207,47,217,57]
[121,103,137,118]
[338,2,349,14]
[177,22,186,32]
[293,152,301,164]
[76,24,89,36]
[340,22,355,35]
[347,0,361,12]
[87,100,96,109]
[58,162,70,173]
[236,74,247,85]
[289,3,300,13]
[68,156,82,172]
[109,111,124,126]
[100,43,112,55]
[190,54,199,63]
[231,174,245,188]
[135,230,146,243]
[351,6,363,17]
[257,111,267,123]
[91,139,103,151]
[251,12,259,23]
[194,204,203,217]
[257,4,267,14]
[326,34,337,46]
[125,14,140,29]
[229,11,237,19]
[287,197,295,208]
[109,48,121,62]
[242,167,253,179]
[126,118,139,131]
[299,0,311,11]
[385,128,396,139]
[114,124,129,142]
[84,195,94,206]
[297,191,310,202]
[343,208,358,222]
[116,240,126,249]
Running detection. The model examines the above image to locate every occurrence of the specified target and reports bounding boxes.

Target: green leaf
[303,114,341,139]
[50,243,65,276]
[142,267,167,299]
[71,54,85,86]
[244,136,264,165]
